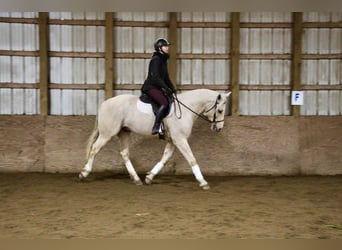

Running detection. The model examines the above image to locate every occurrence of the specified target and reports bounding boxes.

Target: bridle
[173,94,225,124]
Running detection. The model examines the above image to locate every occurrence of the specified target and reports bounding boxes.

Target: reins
[172,94,224,124]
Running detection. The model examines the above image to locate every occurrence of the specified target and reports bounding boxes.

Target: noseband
[174,95,225,124]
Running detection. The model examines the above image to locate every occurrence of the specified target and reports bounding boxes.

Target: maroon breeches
[146,89,169,107]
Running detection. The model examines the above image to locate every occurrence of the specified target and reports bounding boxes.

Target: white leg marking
[192,164,205,182]
[145,161,164,184]
[145,143,175,185]
[79,159,94,179]
[192,165,209,189]
[173,139,209,189]
[151,161,164,176]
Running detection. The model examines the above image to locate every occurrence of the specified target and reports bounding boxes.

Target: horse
[79,89,231,190]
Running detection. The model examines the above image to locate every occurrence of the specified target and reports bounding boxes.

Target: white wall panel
[240,12,294,115]
[114,12,168,97]
[216,60,229,85]
[328,91,341,115]
[133,59,148,84]
[192,60,202,85]
[302,91,317,115]
[49,12,105,115]
[0,12,39,115]
[0,12,340,116]
[50,57,62,114]
[318,91,329,115]
[301,12,341,115]
[178,12,229,87]
[0,89,12,114]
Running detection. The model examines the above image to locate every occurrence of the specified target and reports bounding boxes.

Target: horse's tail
[86,117,99,159]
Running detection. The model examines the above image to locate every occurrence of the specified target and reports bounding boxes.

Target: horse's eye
[218,109,223,114]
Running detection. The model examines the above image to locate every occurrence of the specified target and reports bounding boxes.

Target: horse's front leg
[145,142,175,185]
[118,130,142,185]
[173,138,210,190]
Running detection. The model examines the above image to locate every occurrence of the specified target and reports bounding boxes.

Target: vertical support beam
[105,12,114,99]
[168,12,178,90]
[291,12,303,117]
[39,12,50,116]
[230,12,240,116]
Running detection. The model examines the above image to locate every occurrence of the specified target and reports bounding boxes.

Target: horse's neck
[180,90,216,112]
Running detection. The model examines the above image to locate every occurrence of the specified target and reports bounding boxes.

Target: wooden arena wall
[0,12,341,175]
[0,115,341,176]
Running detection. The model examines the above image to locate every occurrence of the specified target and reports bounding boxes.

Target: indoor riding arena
[0,12,341,239]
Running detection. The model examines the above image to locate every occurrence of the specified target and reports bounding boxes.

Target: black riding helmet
[154,38,170,51]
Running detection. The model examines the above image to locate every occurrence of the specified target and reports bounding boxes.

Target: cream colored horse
[79,89,231,190]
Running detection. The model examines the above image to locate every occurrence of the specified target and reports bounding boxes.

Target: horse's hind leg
[145,142,175,185]
[118,130,142,185]
[79,134,110,180]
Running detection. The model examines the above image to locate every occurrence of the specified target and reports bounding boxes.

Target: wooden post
[291,12,303,117]
[230,12,240,116]
[105,12,114,99]
[38,12,50,116]
[168,12,178,90]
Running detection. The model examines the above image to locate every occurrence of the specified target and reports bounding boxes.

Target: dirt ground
[0,172,342,239]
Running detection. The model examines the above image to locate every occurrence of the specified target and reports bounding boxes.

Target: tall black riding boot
[152,105,168,135]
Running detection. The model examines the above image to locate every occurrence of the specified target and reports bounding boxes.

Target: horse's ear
[226,92,231,99]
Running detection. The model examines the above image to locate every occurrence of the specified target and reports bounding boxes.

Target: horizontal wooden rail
[303,22,342,28]
[301,85,342,90]
[1,83,341,91]
[177,54,230,59]
[1,17,341,29]
[178,22,231,28]
[49,84,104,89]
[114,52,151,59]
[240,23,291,28]
[0,17,38,24]
[240,54,291,60]
[1,50,340,60]
[0,50,39,56]
[49,51,105,58]
[0,83,39,89]
[302,54,342,60]
[49,19,104,26]
[113,20,168,27]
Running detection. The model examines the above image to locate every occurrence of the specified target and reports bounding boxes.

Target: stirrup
[152,126,160,135]
[152,123,164,135]
[158,124,165,139]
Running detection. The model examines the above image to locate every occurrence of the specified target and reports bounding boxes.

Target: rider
[141,38,176,135]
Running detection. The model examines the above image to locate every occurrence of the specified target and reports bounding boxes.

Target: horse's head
[204,92,231,132]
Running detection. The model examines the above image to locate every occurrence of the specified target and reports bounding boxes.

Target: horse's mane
[177,89,218,104]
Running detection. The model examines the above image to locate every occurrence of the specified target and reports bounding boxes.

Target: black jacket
[141,52,176,96]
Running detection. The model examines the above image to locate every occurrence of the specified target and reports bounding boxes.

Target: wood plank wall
[0,115,341,175]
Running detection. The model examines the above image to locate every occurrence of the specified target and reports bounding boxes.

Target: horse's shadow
[76,171,230,191]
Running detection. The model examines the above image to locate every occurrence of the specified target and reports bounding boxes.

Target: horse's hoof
[78,173,86,181]
[200,184,210,190]
[134,179,143,186]
[145,176,152,185]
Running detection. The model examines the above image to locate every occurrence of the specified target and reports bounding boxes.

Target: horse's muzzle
[211,124,222,132]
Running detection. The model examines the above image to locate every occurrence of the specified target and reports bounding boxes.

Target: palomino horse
[79,89,231,190]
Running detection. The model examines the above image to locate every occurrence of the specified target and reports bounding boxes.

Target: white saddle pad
[137,99,173,117]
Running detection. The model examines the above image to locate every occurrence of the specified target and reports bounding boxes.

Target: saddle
[139,93,174,140]
[139,92,173,116]
[139,93,161,115]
